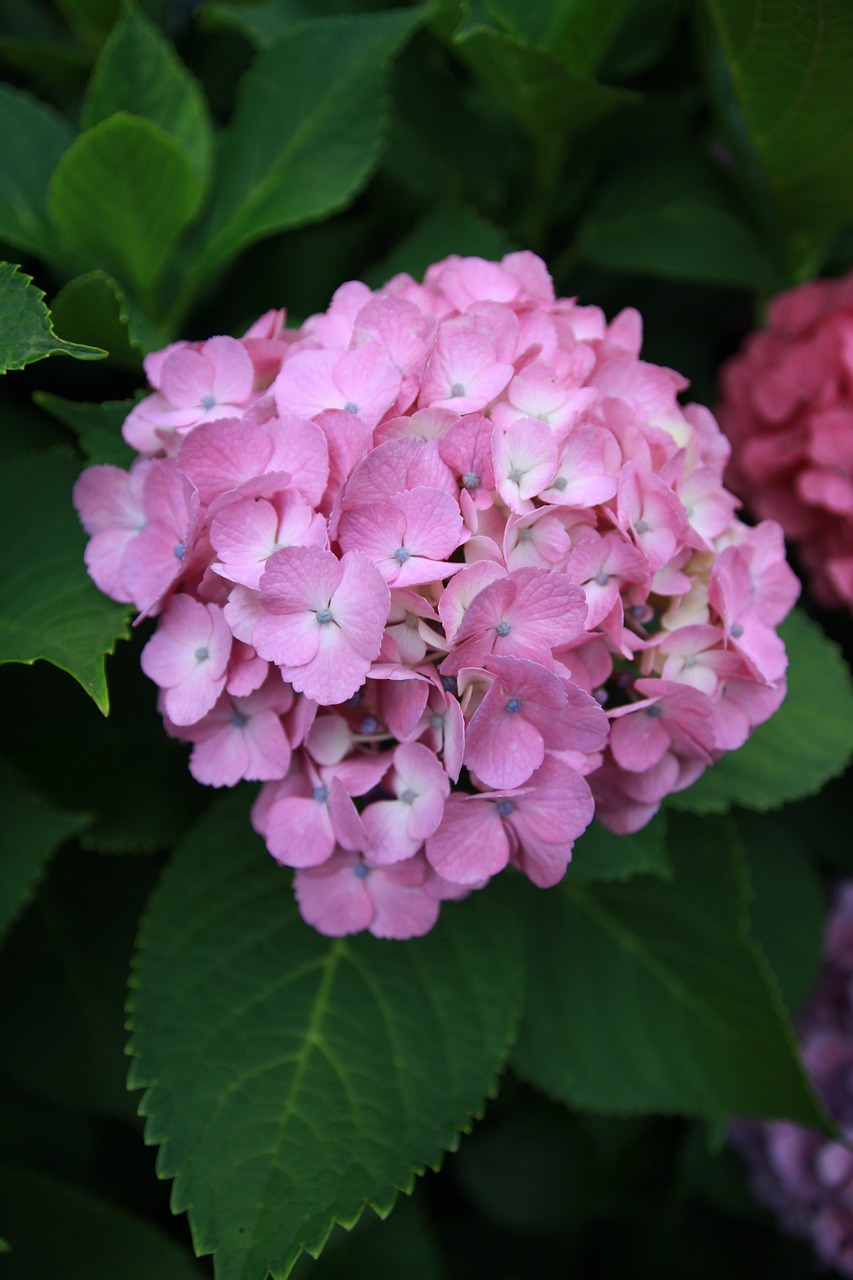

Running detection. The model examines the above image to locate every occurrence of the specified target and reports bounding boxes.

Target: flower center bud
[496,799,515,817]
[194,646,209,662]
[313,785,329,803]
[315,607,333,624]
[495,620,511,637]
[173,542,186,560]
[393,547,411,564]
[401,789,417,805]
[450,383,465,397]
[343,401,358,414]
[462,471,480,490]
[200,394,216,410]
[505,698,522,713]
[229,711,248,728]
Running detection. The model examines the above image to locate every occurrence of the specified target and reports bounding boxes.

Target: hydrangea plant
[1,2,853,1278]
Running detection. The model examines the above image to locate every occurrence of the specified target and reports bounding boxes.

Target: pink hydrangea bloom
[75,251,798,939]
[718,271,853,610]
[731,882,853,1278]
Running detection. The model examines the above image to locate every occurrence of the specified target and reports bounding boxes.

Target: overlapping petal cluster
[718,273,853,610]
[74,252,797,938]
[731,882,853,1276]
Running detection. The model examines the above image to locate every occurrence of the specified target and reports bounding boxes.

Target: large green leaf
[191,10,425,282]
[735,810,824,1017]
[0,1166,204,1279]
[49,270,163,369]
[0,449,130,713]
[83,3,213,187]
[0,847,159,1121]
[475,0,635,74]
[0,635,207,855]
[450,22,633,144]
[0,84,75,261]
[35,392,138,467]
[512,813,825,1126]
[672,609,853,815]
[0,760,89,946]
[567,812,671,886]
[706,0,853,242]
[577,150,785,289]
[128,791,524,1280]
[0,263,105,372]
[364,199,513,287]
[47,114,201,307]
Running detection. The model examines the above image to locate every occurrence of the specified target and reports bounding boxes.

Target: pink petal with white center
[178,418,274,504]
[266,791,336,866]
[379,674,430,738]
[225,642,269,697]
[142,597,231,726]
[445,568,587,674]
[438,413,497,507]
[464,684,546,788]
[616,461,688,572]
[294,852,375,936]
[503,510,571,572]
[510,757,591,845]
[206,336,256,404]
[608,700,671,771]
[159,347,214,408]
[437,561,505,642]
[263,414,329,508]
[313,409,373,511]
[375,407,457,445]
[365,857,441,940]
[211,490,326,589]
[223,584,262,645]
[425,794,511,883]
[541,423,620,508]
[493,418,558,511]
[362,797,423,864]
[74,463,148,601]
[352,295,436,377]
[419,317,514,412]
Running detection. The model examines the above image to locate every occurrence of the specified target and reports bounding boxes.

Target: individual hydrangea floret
[717,272,853,611]
[74,251,799,938]
[731,882,853,1277]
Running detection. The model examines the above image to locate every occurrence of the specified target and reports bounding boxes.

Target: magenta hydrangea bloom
[718,271,853,611]
[75,251,798,938]
[731,882,853,1277]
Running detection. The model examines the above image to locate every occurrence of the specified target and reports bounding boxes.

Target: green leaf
[0,84,75,261]
[0,263,106,372]
[0,847,159,1121]
[34,391,137,466]
[0,1165,204,1278]
[672,609,853,815]
[706,0,853,242]
[49,271,163,369]
[735,810,824,1017]
[83,3,213,187]
[450,23,633,143]
[567,812,671,885]
[192,9,425,281]
[0,760,89,946]
[512,813,825,1126]
[290,1194,445,1280]
[577,150,785,290]
[205,0,320,46]
[476,0,635,75]
[128,790,524,1280]
[47,114,201,306]
[364,198,513,287]
[0,639,207,855]
[54,0,123,49]
[0,449,130,713]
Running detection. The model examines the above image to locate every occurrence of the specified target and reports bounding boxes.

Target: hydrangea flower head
[74,251,798,938]
[718,272,853,611]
